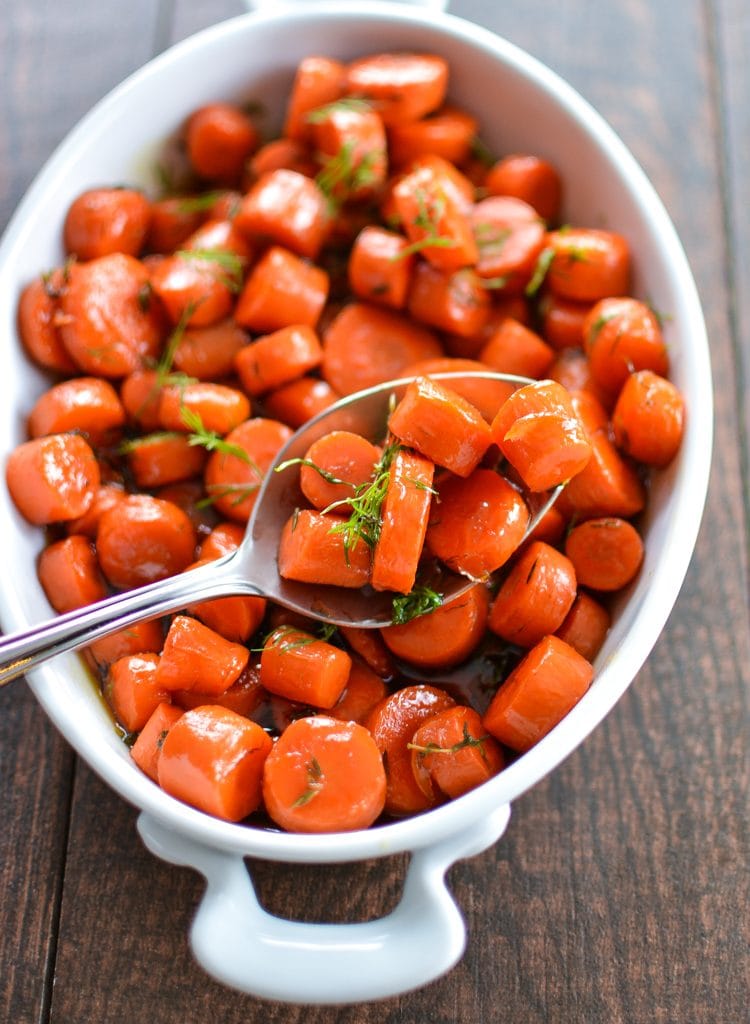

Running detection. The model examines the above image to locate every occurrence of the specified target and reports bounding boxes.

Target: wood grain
[0,1,747,1022]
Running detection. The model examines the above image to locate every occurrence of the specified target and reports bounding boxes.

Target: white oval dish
[0,0,712,1004]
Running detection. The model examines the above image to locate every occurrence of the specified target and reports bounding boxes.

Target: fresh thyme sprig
[275,457,349,487]
[391,585,443,625]
[176,247,244,293]
[315,141,384,211]
[323,439,403,555]
[391,187,459,261]
[179,405,262,477]
[408,721,490,760]
[291,757,324,808]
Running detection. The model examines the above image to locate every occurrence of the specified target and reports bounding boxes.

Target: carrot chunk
[555,592,611,662]
[106,653,169,734]
[328,657,389,724]
[278,509,372,588]
[234,245,329,333]
[565,517,644,591]
[156,615,249,695]
[124,433,207,489]
[234,324,322,396]
[37,535,107,613]
[17,274,77,374]
[63,187,151,260]
[479,318,554,379]
[185,557,266,643]
[348,226,415,309]
[297,430,381,512]
[371,449,434,594]
[545,228,630,302]
[381,583,490,669]
[260,626,352,709]
[583,297,669,397]
[6,433,100,525]
[471,196,546,292]
[484,154,562,222]
[28,377,125,445]
[345,53,449,125]
[130,702,184,782]
[263,376,338,429]
[409,705,504,801]
[612,370,685,467]
[387,106,478,168]
[407,263,491,339]
[96,494,196,589]
[203,416,292,522]
[284,56,346,141]
[158,381,250,435]
[235,169,331,260]
[185,103,259,185]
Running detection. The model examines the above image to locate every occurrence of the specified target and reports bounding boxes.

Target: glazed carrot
[37,535,107,613]
[158,381,251,435]
[407,264,491,339]
[484,154,562,222]
[234,245,329,333]
[409,705,504,801]
[96,494,196,589]
[583,297,668,396]
[311,103,388,203]
[345,53,449,125]
[470,196,546,292]
[263,376,338,429]
[521,493,566,547]
[277,509,372,588]
[380,584,490,669]
[297,430,381,512]
[539,294,593,350]
[283,56,346,141]
[487,540,577,648]
[63,187,151,260]
[565,517,644,592]
[545,228,630,302]
[182,217,254,268]
[171,660,265,718]
[185,102,259,184]
[260,625,352,708]
[262,716,386,833]
[483,635,594,753]
[547,346,606,403]
[387,106,478,168]
[321,302,441,396]
[123,432,208,489]
[402,357,515,422]
[388,376,492,477]
[106,653,169,734]
[348,226,415,309]
[392,162,477,271]
[154,479,217,537]
[247,137,318,180]
[558,420,646,519]
[426,468,529,579]
[149,250,236,328]
[371,448,434,594]
[59,254,164,377]
[156,614,249,695]
[479,318,554,379]
[338,626,395,680]
[171,319,249,381]
[203,416,292,521]
[555,592,611,662]
[65,483,127,539]
[120,369,164,431]
[6,433,100,525]
[146,197,204,254]
[87,619,165,672]
[235,169,331,260]
[28,377,125,444]
[130,703,183,782]
[17,274,77,374]
[490,379,592,491]
[612,370,685,467]
[234,324,323,396]
[158,705,272,822]
[406,154,475,213]
[185,557,267,643]
[365,684,456,816]
[199,521,246,560]
[328,657,389,724]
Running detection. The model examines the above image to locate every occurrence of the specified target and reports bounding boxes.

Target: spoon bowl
[0,370,555,686]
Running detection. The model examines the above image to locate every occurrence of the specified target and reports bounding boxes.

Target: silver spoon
[0,371,561,686]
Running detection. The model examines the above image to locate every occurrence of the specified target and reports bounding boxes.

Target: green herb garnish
[291,757,324,807]
[275,457,350,487]
[391,585,443,625]
[305,97,373,124]
[176,247,244,293]
[408,721,490,760]
[524,245,555,297]
[323,439,403,556]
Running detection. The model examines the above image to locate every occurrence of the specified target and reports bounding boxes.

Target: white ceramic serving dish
[0,0,712,1005]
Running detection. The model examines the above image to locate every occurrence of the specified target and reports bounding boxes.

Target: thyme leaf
[324,439,403,556]
[408,721,489,760]
[275,457,350,487]
[524,245,555,297]
[291,757,324,808]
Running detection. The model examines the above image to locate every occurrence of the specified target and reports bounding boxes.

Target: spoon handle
[0,555,260,687]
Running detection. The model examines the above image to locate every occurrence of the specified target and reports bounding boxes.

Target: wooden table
[1,1,748,1020]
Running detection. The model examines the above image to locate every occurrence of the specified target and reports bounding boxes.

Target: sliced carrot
[65,483,127,539]
[297,430,381,512]
[426,468,529,579]
[63,187,151,260]
[87,619,165,672]
[199,520,245,559]
[284,56,346,141]
[611,369,685,467]
[545,228,630,302]
[380,583,490,669]
[371,449,434,594]
[311,104,388,203]
[483,635,594,753]
[345,53,449,125]
[106,653,169,734]
[484,154,562,222]
[185,557,266,643]
[156,614,249,695]
[150,251,236,328]
[402,357,515,422]
[154,479,217,537]
[405,153,475,213]
[321,301,441,396]
[235,169,331,260]
[387,105,478,168]
[247,137,318,181]
[328,657,389,724]
[59,254,164,377]
[392,162,477,271]
[158,381,251,435]
[171,660,265,718]
[470,196,546,292]
[263,376,339,430]
[487,540,577,648]
[479,318,554,379]
[262,716,386,833]
[388,376,492,477]
[37,535,108,613]
[172,318,249,381]
[234,245,329,333]
[130,702,183,783]
[185,102,259,184]
[583,297,668,397]
[6,433,100,525]
[365,683,455,816]
[181,216,254,269]
[338,626,395,680]
[490,379,592,491]
[260,626,352,708]
[559,422,646,519]
[539,293,593,350]
[407,263,491,339]
[348,226,414,308]
[555,592,611,662]
[17,273,77,374]
[28,377,125,445]
[96,494,196,589]
[146,197,203,254]
[234,324,322,396]
[278,509,372,588]
[565,516,644,592]
[158,705,272,822]
[120,369,164,431]
[547,346,607,404]
[409,705,504,800]
[203,416,292,522]
[124,432,207,489]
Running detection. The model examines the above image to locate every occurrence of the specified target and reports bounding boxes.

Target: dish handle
[242,0,450,13]
[137,805,510,1004]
